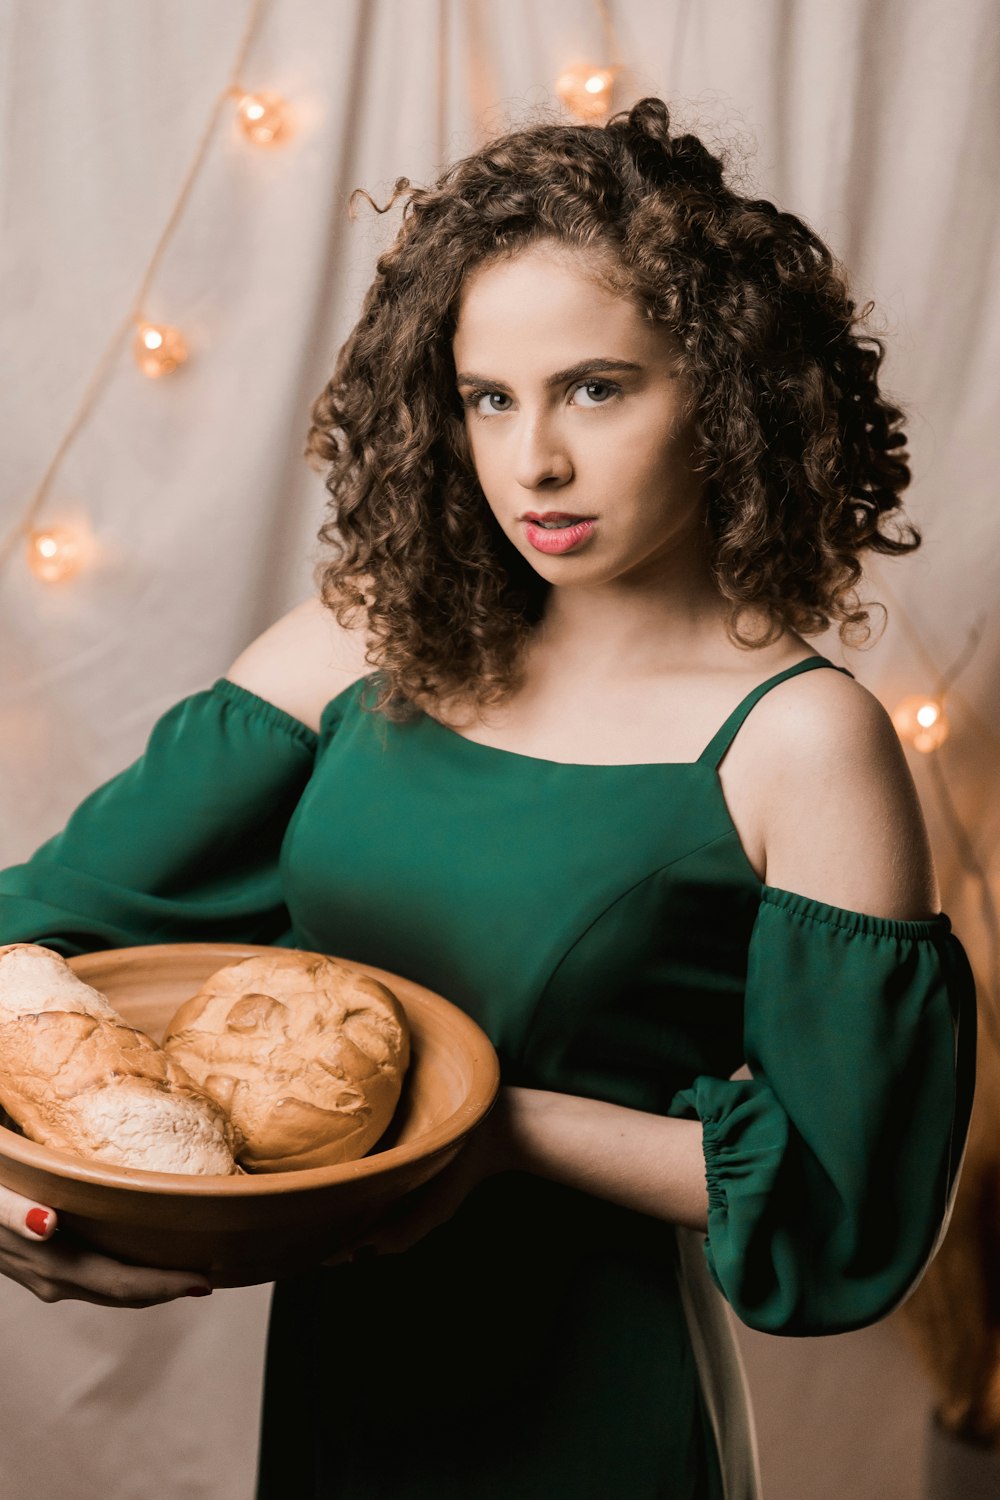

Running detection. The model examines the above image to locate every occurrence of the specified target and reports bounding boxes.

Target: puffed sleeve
[0,678,319,957]
[666,884,977,1336]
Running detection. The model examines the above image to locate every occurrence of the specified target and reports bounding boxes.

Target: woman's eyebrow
[455,357,644,389]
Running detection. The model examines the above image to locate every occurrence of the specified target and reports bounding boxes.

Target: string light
[25,526,84,584]
[0,0,271,583]
[133,321,189,378]
[892,695,951,754]
[232,89,292,146]
[555,64,620,122]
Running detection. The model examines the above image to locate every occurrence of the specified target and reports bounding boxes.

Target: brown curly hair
[307,96,916,723]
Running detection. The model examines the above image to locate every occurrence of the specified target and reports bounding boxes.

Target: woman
[0,98,977,1498]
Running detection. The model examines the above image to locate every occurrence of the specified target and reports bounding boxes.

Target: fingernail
[185,1286,212,1297]
[25,1209,51,1237]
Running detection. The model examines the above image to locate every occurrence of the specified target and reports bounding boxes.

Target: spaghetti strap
[696,657,855,769]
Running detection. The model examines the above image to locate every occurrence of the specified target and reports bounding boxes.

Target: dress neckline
[416,655,843,770]
[419,708,701,770]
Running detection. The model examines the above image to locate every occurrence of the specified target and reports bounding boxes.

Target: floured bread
[0,944,240,1174]
[161,951,410,1172]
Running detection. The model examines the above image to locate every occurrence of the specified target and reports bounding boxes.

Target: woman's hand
[0,1183,213,1307]
[323,1088,519,1266]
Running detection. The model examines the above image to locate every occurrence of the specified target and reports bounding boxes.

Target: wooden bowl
[0,943,500,1286]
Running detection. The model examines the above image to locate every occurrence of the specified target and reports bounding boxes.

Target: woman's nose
[514,416,573,489]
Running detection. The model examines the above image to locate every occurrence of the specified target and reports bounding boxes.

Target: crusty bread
[0,944,240,1175]
[161,952,410,1172]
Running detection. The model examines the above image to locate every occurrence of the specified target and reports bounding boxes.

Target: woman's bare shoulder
[224,597,374,733]
[738,664,940,919]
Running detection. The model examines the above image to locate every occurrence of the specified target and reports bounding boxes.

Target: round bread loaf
[0,943,240,1175]
[160,952,411,1172]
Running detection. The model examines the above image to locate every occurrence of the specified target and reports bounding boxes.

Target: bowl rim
[0,942,501,1196]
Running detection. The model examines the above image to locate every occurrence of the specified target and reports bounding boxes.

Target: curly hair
[307,96,916,723]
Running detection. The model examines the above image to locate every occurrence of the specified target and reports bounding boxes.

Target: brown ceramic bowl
[0,943,500,1286]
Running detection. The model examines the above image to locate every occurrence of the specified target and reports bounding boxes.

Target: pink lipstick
[522,511,596,555]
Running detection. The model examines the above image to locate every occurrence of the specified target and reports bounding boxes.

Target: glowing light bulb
[892,695,950,754]
[133,321,188,378]
[26,526,83,583]
[234,91,292,147]
[555,64,618,122]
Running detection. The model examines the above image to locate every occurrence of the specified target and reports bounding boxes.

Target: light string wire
[0,0,268,575]
[595,0,624,68]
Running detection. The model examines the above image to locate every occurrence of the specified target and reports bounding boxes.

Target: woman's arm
[487,1084,711,1231]
[0,598,374,1303]
[663,670,974,1333]
[324,1082,713,1264]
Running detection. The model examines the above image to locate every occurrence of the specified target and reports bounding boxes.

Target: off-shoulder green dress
[0,656,977,1500]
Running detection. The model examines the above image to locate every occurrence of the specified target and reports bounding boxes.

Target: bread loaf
[0,944,240,1175]
[161,951,410,1172]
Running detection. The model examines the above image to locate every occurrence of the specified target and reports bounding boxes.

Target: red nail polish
[185,1286,212,1297]
[25,1209,50,1236]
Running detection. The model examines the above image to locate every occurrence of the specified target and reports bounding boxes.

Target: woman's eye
[573,379,619,406]
[467,390,512,416]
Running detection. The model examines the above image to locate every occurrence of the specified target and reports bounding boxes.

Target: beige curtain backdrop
[1,1,997,1496]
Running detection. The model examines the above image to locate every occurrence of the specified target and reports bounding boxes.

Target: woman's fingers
[0,1187,213,1306]
[20,1237,213,1307]
[0,1183,57,1241]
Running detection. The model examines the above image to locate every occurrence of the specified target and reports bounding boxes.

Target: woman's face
[452,240,705,591]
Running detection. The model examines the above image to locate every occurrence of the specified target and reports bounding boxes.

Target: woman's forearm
[487,1085,710,1233]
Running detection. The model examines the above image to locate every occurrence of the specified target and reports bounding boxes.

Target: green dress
[0,656,977,1500]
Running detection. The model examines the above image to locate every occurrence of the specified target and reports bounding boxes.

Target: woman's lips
[522,518,596,555]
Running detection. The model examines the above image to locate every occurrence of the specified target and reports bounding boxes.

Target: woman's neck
[533,564,736,681]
